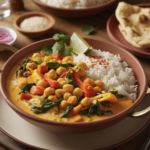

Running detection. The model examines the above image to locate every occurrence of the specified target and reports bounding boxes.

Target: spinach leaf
[105,110,113,116]
[46,62,60,70]
[61,63,74,70]
[18,83,36,95]
[89,100,104,116]
[117,94,126,98]
[64,72,78,88]
[40,44,53,56]
[77,97,81,105]
[30,98,63,114]
[16,58,37,77]
[82,25,98,35]
[100,101,110,108]
[108,88,118,96]
[60,106,73,118]
[80,108,89,115]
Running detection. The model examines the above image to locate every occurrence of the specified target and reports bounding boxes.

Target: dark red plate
[107,3,150,58]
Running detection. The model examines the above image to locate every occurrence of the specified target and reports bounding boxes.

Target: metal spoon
[0,43,18,72]
[139,135,150,150]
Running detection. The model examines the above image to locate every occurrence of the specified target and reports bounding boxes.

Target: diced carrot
[24,72,32,75]
[41,53,45,57]
[30,86,45,95]
[68,115,82,122]
[37,65,48,74]
[20,93,33,100]
[69,104,83,116]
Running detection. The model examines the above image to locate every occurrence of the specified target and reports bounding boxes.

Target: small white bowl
[0,26,17,46]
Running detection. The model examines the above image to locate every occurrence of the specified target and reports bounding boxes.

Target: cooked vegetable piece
[26,62,37,70]
[18,83,36,95]
[40,44,53,56]
[108,88,118,95]
[24,72,32,75]
[117,94,126,98]
[89,100,104,116]
[32,53,41,59]
[80,97,91,108]
[20,93,33,100]
[68,115,82,122]
[36,69,59,88]
[84,78,95,87]
[44,87,55,97]
[17,77,28,89]
[100,101,110,108]
[60,106,73,118]
[56,67,67,76]
[36,79,48,88]
[72,88,83,98]
[67,96,78,106]
[37,65,48,74]
[48,95,58,101]
[90,93,117,103]
[79,107,89,115]
[30,86,45,95]
[63,84,74,93]
[47,69,57,80]
[69,104,83,116]
[55,89,65,98]
[59,100,69,110]
[105,110,113,116]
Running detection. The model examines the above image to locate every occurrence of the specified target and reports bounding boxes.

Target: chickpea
[37,79,48,88]
[44,87,55,97]
[73,88,83,98]
[47,69,57,80]
[63,84,74,93]
[55,89,65,98]
[94,86,102,93]
[77,61,88,70]
[26,62,37,70]
[77,68,86,78]
[56,67,67,76]
[95,80,105,90]
[67,96,78,106]
[44,56,52,61]
[80,97,91,108]
[62,56,73,62]
[68,61,74,64]
[17,77,28,89]
[84,78,95,87]
[57,78,67,88]
[32,53,41,59]
[48,95,58,101]
[59,100,69,110]
[63,92,72,100]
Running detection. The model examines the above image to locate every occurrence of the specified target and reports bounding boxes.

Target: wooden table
[0,0,150,150]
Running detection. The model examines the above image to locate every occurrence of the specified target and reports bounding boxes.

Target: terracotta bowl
[32,0,118,18]
[13,12,55,38]
[0,37,148,133]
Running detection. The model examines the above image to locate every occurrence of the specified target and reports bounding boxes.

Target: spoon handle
[139,135,150,150]
[0,43,18,53]
[0,43,18,73]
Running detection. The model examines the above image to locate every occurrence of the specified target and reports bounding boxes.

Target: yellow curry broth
[6,55,133,123]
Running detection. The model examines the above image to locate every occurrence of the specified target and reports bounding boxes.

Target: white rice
[72,49,138,102]
[39,0,110,9]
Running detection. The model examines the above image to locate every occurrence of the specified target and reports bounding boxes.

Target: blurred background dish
[107,3,150,58]
[13,11,55,38]
[0,26,17,46]
[32,0,118,18]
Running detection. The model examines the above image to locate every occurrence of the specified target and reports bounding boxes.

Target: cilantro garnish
[53,33,70,42]
[82,25,98,35]
[40,44,53,56]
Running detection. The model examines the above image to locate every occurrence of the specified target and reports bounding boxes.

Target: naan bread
[115,2,150,48]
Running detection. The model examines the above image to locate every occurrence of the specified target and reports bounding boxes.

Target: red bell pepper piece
[30,86,45,95]
[24,72,32,75]
[51,53,63,61]
[41,53,45,58]
[37,64,48,74]
[20,93,33,100]
[59,69,73,78]
[36,69,59,88]
[73,71,96,97]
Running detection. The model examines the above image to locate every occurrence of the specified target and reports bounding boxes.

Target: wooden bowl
[13,12,55,38]
[32,0,118,18]
[0,37,147,133]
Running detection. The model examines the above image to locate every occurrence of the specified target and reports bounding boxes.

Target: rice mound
[72,49,138,102]
[39,0,110,9]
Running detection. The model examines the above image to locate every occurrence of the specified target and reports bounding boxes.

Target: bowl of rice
[32,0,118,18]
[0,36,148,133]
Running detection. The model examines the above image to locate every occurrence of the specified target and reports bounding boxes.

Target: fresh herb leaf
[108,88,118,95]
[53,33,69,42]
[82,25,98,35]
[100,101,110,108]
[52,41,64,56]
[60,106,73,118]
[64,72,78,88]
[18,83,36,95]
[60,43,72,57]
[40,44,53,56]
[80,108,89,115]
[89,100,104,116]
[117,94,126,98]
